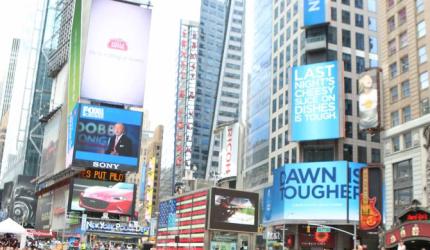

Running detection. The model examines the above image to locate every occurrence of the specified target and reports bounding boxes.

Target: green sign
[68,0,82,113]
[316,227,331,233]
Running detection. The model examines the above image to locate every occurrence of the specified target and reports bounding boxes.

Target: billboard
[263,161,363,223]
[69,104,142,172]
[66,105,79,168]
[303,0,328,27]
[40,110,61,177]
[80,0,152,106]
[67,0,82,113]
[358,68,382,131]
[139,163,147,201]
[209,188,259,233]
[10,175,37,227]
[359,166,383,231]
[35,194,52,230]
[144,158,156,222]
[289,61,343,141]
[220,123,239,178]
[69,178,136,216]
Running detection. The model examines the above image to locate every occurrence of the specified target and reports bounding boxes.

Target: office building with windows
[267,0,381,248]
[378,0,430,243]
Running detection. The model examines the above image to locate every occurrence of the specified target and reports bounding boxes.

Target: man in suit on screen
[105,123,132,156]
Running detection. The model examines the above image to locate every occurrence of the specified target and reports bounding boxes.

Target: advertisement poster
[303,0,327,27]
[67,0,81,113]
[220,123,239,178]
[35,194,52,230]
[290,61,343,141]
[69,178,135,216]
[72,104,142,171]
[81,0,152,106]
[358,68,381,130]
[210,242,237,250]
[40,110,61,177]
[209,188,259,232]
[144,158,156,222]
[10,175,37,227]
[66,104,79,168]
[264,161,363,223]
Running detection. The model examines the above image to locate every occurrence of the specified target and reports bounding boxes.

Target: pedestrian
[397,240,406,250]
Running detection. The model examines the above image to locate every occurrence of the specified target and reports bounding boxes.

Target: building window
[284,151,289,163]
[356,33,364,50]
[368,17,377,31]
[388,39,396,55]
[422,98,430,115]
[401,80,410,98]
[400,56,409,73]
[342,0,350,5]
[402,106,412,122]
[285,110,288,125]
[343,144,353,161]
[328,26,337,44]
[420,72,429,89]
[342,10,351,24]
[271,157,275,171]
[358,124,367,140]
[390,86,398,103]
[417,21,426,38]
[398,8,407,26]
[291,148,297,163]
[342,30,351,48]
[345,77,352,94]
[419,46,427,64]
[272,118,276,132]
[387,16,395,33]
[273,77,277,94]
[394,159,412,181]
[279,93,284,109]
[331,7,337,21]
[358,146,367,163]
[355,14,364,27]
[371,148,381,163]
[272,99,277,113]
[416,0,424,13]
[369,36,378,53]
[399,32,408,48]
[284,131,289,146]
[343,53,352,72]
[404,131,412,149]
[389,62,398,78]
[368,0,376,11]
[391,111,400,127]
[346,122,353,138]
[356,56,365,73]
[278,113,283,129]
[387,0,395,9]
[392,135,400,152]
[278,134,283,150]
[394,187,413,215]
[271,137,276,152]
[355,0,363,8]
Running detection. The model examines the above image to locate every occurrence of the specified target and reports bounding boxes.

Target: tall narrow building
[0,38,21,119]
[378,0,430,248]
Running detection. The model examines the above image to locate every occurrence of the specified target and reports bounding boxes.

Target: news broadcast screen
[209,188,259,233]
[69,178,136,216]
[72,104,142,172]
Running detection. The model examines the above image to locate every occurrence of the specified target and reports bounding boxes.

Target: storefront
[383,207,430,249]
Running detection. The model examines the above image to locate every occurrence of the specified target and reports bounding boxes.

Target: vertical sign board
[263,161,363,224]
[80,0,152,106]
[67,0,82,114]
[303,0,328,27]
[139,163,147,201]
[289,61,343,141]
[358,68,382,131]
[66,105,79,168]
[220,123,240,178]
[359,166,383,231]
[144,158,156,222]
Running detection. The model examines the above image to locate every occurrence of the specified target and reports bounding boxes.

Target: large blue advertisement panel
[303,0,327,27]
[263,161,364,224]
[290,61,342,141]
[72,104,143,172]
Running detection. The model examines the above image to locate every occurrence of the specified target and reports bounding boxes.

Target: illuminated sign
[303,0,327,27]
[289,61,343,141]
[86,220,149,236]
[80,169,126,182]
[384,222,430,248]
[264,161,363,223]
[359,167,382,231]
[80,0,152,106]
[220,123,239,178]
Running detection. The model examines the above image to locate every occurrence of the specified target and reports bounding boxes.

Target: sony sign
[220,123,239,178]
[303,0,327,27]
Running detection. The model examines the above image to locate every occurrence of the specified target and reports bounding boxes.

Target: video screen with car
[209,188,259,232]
[69,178,136,216]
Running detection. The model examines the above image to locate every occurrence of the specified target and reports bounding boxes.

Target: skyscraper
[243,0,272,191]
[0,38,20,120]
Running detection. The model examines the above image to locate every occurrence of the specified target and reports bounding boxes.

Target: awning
[26,229,56,238]
[384,221,430,248]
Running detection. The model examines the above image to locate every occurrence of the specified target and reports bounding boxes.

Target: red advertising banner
[384,222,430,248]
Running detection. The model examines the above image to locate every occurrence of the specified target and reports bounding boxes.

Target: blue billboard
[69,104,142,171]
[139,163,147,201]
[290,61,342,141]
[263,161,364,224]
[303,0,327,27]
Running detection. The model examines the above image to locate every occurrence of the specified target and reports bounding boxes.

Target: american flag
[156,190,208,250]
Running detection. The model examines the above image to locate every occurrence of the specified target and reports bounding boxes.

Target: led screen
[69,178,136,216]
[209,188,259,233]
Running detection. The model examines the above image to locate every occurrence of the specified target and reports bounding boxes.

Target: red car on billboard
[79,182,134,215]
